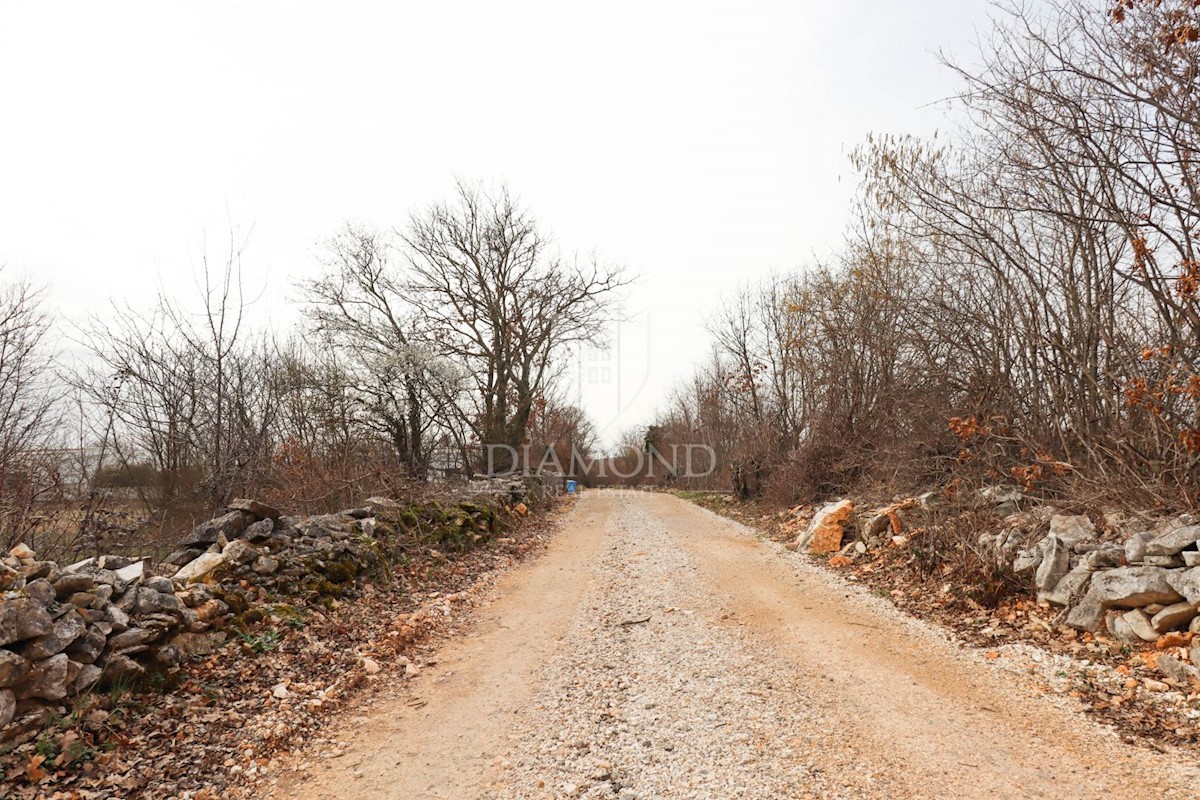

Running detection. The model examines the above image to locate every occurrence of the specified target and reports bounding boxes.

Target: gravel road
[270,491,1200,799]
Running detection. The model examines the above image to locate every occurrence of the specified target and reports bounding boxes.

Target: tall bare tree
[402,181,626,471]
[0,275,64,548]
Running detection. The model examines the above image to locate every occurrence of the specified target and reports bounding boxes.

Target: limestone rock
[1145,525,1200,557]
[0,597,53,646]
[1151,602,1199,633]
[108,626,153,651]
[227,498,281,520]
[1065,566,1184,630]
[63,557,95,573]
[1048,515,1095,546]
[1035,535,1071,599]
[1166,567,1200,604]
[133,587,181,615]
[66,627,107,664]
[1120,609,1160,642]
[865,511,893,539]
[1157,654,1200,687]
[142,577,171,596]
[17,653,69,700]
[222,539,259,565]
[1013,540,1047,576]
[1080,547,1123,571]
[0,649,31,688]
[164,547,204,567]
[795,500,854,554]
[1042,565,1092,607]
[1124,533,1148,565]
[1090,566,1183,607]
[242,519,275,543]
[0,688,13,726]
[1107,612,1144,645]
[113,561,145,584]
[104,604,130,632]
[74,664,101,693]
[96,555,134,570]
[180,510,254,547]
[19,611,85,660]
[172,552,227,584]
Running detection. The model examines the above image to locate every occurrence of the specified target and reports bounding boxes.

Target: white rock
[114,560,145,583]
[1120,609,1160,642]
[1041,565,1091,607]
[1065,566,1184,631]
[1151,601,1199,633]
[362,658,381,675]
[1166,567,1200,603]
[1124,533,1148,565]
[1145,524,1200,557]
[172,552,226,584]
[1035,535,1071,596]
[272,683,290,699]
[63,557,96,573]
[1048,515,1095,546]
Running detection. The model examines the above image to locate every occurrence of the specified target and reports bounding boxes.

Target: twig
[617,616,651,627]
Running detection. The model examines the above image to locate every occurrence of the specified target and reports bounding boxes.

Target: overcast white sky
[0,0,998,445]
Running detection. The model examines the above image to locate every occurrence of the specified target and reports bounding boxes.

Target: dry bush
[889,501,1032,609]
[654,1,1200,512]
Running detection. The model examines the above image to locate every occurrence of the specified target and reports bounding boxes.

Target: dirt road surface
[270,491,1200,799]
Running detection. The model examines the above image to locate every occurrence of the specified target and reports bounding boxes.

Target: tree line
[644,0,1200,508]
[0,182,622,553]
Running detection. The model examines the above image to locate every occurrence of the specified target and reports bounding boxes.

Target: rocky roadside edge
[680,490,1200,749]
[0,477,565,798]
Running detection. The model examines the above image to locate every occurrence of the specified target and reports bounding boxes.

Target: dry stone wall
[0,475,557,738]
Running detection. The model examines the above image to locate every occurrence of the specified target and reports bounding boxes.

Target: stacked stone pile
[1000,511,1200,647]
[1,483,536,736]
[791,487,1200,675]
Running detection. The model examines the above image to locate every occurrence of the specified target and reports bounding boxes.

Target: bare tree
[0,274,63,548]
[302,225,451,477]
[403,181,626,471]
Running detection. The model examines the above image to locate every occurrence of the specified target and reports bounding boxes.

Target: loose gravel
[492,494,856,799]
[270,491,1200,800]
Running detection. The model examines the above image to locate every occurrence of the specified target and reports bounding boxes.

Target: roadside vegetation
[0,182,621,561]
[643,0,1200,514]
